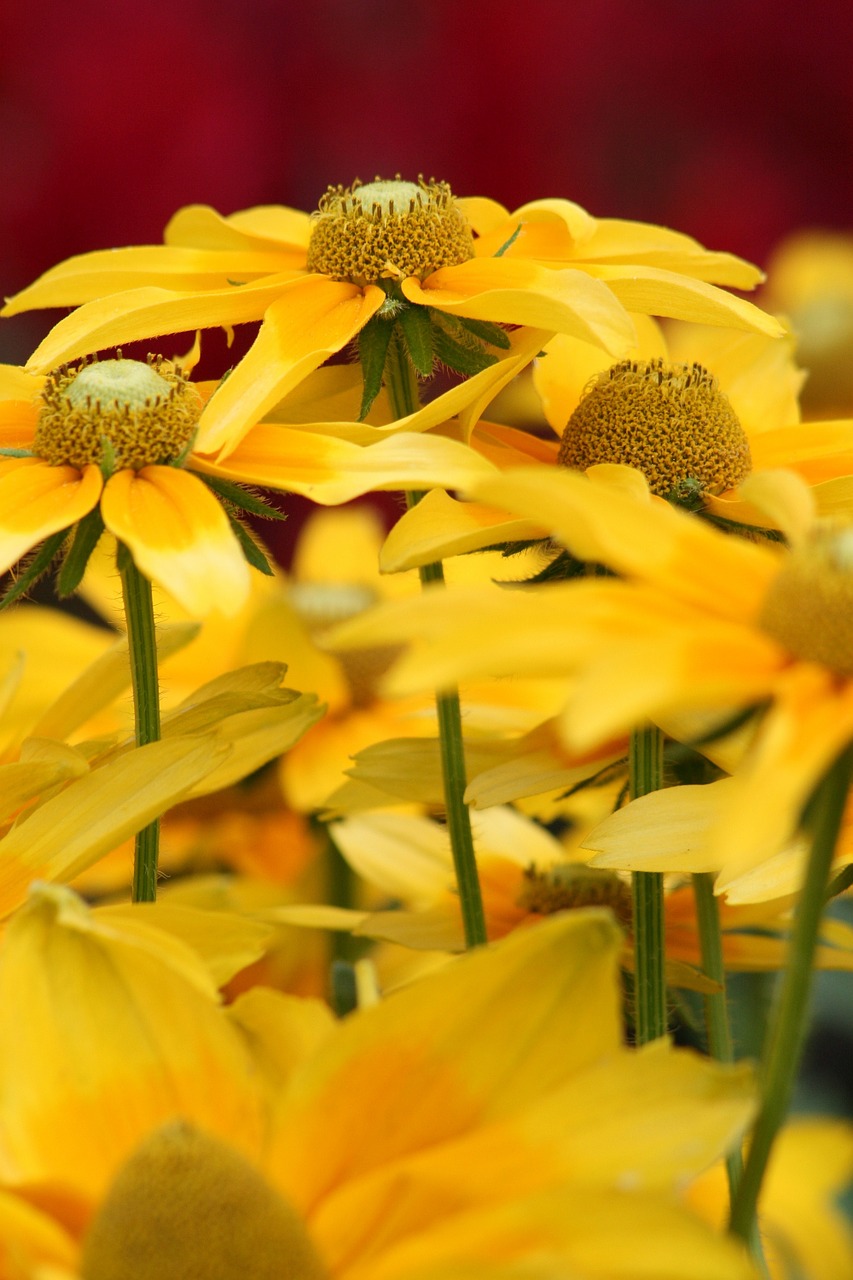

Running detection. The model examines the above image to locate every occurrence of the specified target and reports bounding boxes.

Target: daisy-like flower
[2,180,782,458]
[326,465,853,893]
[0,883,759,1279]
[303,807,853,983]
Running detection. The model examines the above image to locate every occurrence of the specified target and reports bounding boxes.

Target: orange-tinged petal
[165,202,311,252]
[404,259,637,355]
[0,884,265,1200]
[100,466,250,616]
[0,1187,78,1272]
[583,263,783,334]
[23,273,303,374]
[0,460,102,574]
[269,911,623,1216]
[196,279,385,455]
[197,427,498,504]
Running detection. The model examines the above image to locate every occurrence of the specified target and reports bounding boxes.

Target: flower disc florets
[306,176,475,287]
[558,358,752,497]
[35,356,201,470]
[517,865,634,929]
[758,523,853,677]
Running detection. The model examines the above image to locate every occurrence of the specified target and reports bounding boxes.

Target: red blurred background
[2,0,850,366]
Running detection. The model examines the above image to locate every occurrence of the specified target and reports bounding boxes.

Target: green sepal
[56,506,105,598]
[397,305,435,376]
[198,473,287,520]
[431,317,498,377]
[0,529,68,611]
[98,436,118,482]
[330,959,358,1017]
[452,315,511,350]
[494,223,522,257]
[0,448,36,458]
[358,315,395,420]
[228,515,275,576]
[826,863,853,901]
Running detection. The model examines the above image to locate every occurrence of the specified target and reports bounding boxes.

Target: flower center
[758,523,853,676]
[35,356,201,470]
[289,581,401,707]
[79,1122,329,1280]
[516,864,634,929]
[558,358,752,497]
[306,176,475,287]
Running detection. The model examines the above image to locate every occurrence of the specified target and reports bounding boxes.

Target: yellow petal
[584,782,732,874]
[404,258,637,355]
[585,263,784,334]
[380,489,544,572]
[196,279,385,456]
[197,428,499,504]
[0,884,265,1199]
[0,736,226,917]
[0,460,102,574]
[578,218,765,288]
[165,202,311,252]
[23,273,303,374]
[100,466,250,616]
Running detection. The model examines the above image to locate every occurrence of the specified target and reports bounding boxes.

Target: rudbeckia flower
[0,884,759,1279]
[2,180,782,457]
[326,465,853,888]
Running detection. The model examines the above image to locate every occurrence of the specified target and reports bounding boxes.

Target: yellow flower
[2,182,781,458]
[0,884,759,1279]
[685,1116,853,1280]
[327,465,853,889]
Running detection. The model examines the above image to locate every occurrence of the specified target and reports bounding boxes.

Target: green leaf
[0,529,68,611]
[357,316,395,420]
[452,315,511,349]
[431,323,498,377]
[198,473,287,520]
[56,506,106,598]
[228,515,275,576]
[397,305,435,376]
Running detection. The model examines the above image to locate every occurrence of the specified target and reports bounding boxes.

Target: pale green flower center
[558,358,752,497]
[80,1122,329,1280]
[306,175,475,287]
[758,523,853,676]
[35,357,201,470]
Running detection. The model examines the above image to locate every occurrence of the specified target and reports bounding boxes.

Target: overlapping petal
[0,459,102,573]
[100,465,250,615]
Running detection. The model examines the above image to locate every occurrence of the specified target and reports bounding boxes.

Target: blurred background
[1,0,852,1125]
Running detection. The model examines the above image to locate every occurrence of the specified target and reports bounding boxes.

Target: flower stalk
[384,333,487,948]
[629,725,667,1043]
[729,742,853,1244]
[118,543,162,902]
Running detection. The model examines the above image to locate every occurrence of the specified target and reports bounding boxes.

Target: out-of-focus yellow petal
[0,460,102,574]
[23,273,303,374]
[0,1187,78,1272]
[0,884,265,1200]
[100,466,250,616]
[198,428,499,505]
[0,736,226,916]
[269,911,623,1215]
[380,489,543,572]
[196,280,385,455]
[584,781,733,875]
[405,259,637,355]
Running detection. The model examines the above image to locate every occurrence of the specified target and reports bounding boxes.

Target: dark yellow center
[80,1122,329,1280]
[758,523,853,676]
[35,356,201,470]
[289,581,401,707]
[306,176,475,287]
[558,358,752,497]
[517,864,633,929]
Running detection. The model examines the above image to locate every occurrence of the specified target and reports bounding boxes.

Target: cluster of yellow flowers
[0,176,852,1277]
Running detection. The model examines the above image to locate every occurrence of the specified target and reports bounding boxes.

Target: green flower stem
[729,742,853,1245]
[629,725,667,1043]
[384,331,487,949]
[118,544,161,903]
[692,874,744,1190]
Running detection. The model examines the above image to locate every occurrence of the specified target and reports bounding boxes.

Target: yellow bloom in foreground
[685,1117,853,1280]
[0,885,758,1279]
[328,466,853,889]
[2,180,781,457]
